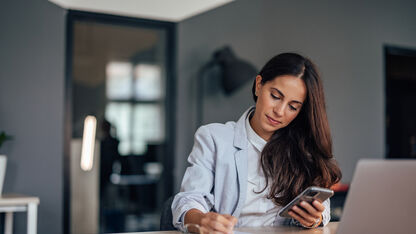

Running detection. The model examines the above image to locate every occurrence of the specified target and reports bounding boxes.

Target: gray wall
[0,0,65,233]
[175,0,416,191]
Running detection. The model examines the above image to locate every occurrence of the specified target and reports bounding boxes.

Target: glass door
[65,11,175,233]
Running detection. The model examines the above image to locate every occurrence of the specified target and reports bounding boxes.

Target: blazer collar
[233,106,255,150]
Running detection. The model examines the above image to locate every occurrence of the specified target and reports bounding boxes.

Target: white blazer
[171,107,331,231]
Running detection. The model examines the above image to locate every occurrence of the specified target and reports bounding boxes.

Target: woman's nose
[274,103,285,117]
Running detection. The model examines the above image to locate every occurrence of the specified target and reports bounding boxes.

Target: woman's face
[250,75,307,141]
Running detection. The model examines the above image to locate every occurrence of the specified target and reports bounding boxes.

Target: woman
[172,53,341,233]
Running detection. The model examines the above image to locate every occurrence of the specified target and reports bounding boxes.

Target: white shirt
[238,110,331,227]
[238,110,283,226]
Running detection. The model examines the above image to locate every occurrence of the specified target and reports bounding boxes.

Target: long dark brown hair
[252,53,341,206]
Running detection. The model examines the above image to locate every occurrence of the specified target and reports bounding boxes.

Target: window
[105,62,165,155]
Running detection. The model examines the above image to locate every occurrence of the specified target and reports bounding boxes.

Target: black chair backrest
[160,196,176,231]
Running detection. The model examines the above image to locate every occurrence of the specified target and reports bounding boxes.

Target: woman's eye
[289,105,297,111]
[271,94,280,100]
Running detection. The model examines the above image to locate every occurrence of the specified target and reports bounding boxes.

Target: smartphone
[278,186,334,218]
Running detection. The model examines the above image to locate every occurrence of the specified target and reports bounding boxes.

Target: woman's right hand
[185,209,238,234]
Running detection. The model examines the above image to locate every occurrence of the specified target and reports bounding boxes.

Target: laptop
[337,159,416,234]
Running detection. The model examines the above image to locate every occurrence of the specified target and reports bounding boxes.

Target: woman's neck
[249,111,272,141]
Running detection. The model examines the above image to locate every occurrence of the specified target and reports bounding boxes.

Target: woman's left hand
[288,200,324,228]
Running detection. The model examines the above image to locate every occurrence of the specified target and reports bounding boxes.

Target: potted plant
[0,131,12,196]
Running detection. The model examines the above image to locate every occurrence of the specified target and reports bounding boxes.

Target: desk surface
[0,194,40,206]
[125,222,339,234]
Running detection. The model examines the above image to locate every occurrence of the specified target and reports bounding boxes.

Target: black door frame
[384,45,416,158]
[64,10,176,234]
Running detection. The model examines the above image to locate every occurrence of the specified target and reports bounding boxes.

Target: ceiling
[48,0,233,22]
[72,21,161,85]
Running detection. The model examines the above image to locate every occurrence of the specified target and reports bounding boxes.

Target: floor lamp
[197,46,258,128]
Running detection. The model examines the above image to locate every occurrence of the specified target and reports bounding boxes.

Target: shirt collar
[245,109,267,152]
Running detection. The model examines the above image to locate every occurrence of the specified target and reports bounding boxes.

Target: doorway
[64,11,175,233]
[385,45,416,158]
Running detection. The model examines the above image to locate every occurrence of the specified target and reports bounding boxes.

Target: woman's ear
[255,75,262,96]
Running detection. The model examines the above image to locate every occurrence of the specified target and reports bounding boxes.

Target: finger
[199,226,209,234]
[204,213,232,230]
[200,221,228,234]
[215,215,235,230]
[210,213,234,226]
[223,214,238,226]
[312,200,325,212]
[291,205,316,223]
[201,218,227,233]
[288,210,314,227]
[299,201,321,219]
[200,228,223,234]
[208,220,232,233]
[203,213,235,233]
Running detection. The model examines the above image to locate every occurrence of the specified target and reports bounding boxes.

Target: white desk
[120,222,339,234]
[0,194,40,234]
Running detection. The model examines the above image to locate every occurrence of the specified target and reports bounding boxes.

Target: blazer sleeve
[171,125,216,231]
[321,197,331,226]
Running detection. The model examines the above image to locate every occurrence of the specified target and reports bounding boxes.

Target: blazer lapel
[233,148,248,217]
[232,107,253,217]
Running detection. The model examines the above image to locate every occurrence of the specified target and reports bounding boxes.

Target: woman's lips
[266,115,281,125]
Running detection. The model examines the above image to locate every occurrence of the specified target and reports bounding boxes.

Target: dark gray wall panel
[0,0,65,233]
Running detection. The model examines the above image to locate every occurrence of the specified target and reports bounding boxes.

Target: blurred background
[0,0,415,233]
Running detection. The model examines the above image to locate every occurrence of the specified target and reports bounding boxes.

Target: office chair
[160,196,176,230]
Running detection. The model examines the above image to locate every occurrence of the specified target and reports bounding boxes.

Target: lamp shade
[213,46,257,94]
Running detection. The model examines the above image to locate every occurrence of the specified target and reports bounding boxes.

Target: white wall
[175,0,416,191]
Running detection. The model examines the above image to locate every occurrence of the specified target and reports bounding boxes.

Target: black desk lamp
[197,46,258,127]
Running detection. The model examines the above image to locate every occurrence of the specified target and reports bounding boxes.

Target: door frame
[64,10,176,234]
[384,45,416,158]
